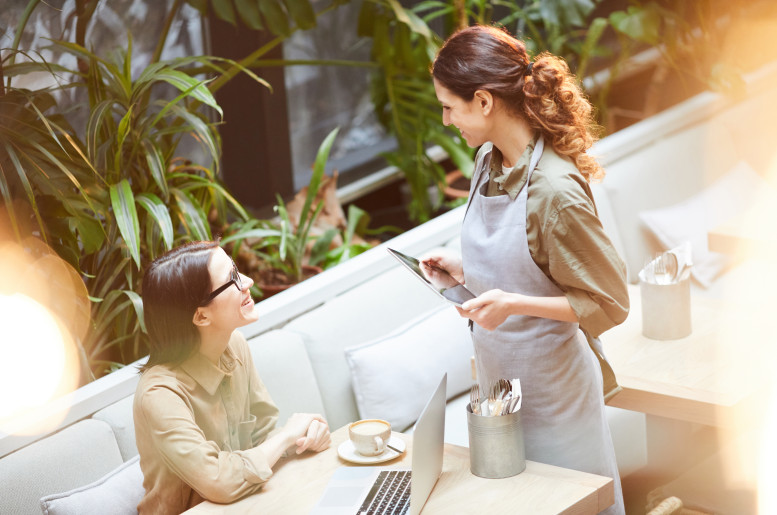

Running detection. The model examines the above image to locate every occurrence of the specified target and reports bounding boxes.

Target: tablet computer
[387,248,476,307]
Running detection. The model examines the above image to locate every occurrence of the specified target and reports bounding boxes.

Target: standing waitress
[423,25,629,514]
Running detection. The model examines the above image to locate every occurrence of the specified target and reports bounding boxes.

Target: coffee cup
[348,419,391,456]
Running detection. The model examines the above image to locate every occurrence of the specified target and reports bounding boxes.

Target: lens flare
[0,294,68,419]
[0,239,85,436]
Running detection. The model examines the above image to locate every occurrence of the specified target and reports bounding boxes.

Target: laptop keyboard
[357,470,412,515]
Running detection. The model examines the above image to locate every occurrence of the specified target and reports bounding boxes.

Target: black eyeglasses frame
[200,260,242,306]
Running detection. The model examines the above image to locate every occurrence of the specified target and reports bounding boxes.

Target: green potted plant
[0,0,339,377]
[357,0,616,222]
[220,127,398,300]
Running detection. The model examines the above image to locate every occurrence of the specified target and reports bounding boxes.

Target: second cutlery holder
[466,405,526,479]
[639,275,692,340]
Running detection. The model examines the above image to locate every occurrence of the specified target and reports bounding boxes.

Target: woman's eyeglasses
[201,260,243,305]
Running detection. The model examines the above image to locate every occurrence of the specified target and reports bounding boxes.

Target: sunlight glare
[0,294,67,420]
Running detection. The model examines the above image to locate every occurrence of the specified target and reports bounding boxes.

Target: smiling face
[434,79,491,148]
[199,248,258,332]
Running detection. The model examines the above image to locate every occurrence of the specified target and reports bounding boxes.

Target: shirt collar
[488,134,538,200]
[180,340,242,395]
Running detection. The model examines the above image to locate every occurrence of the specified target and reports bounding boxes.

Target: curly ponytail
[433,25,604,182]
[523,53,603,182]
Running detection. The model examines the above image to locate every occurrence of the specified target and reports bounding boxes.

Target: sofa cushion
[600,119,739,282]
[246,329,326,425]
[92,395,137,461]
[345,305,472,432]
[39,455,143,515]
[638,161,774,287]
[284,266,445,429]
[0,419,124,515]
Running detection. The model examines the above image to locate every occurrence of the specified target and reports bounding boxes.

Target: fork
[488,381,504,416]
[653,253,671,285]
[470,384,480,414]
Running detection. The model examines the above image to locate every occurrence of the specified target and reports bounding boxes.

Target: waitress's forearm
[510,293,579,323]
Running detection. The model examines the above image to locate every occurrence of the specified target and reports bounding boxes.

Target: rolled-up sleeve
[543,201,629,337]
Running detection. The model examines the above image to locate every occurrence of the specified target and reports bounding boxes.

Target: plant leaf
[212,0,237,25]
[109,179,142,267]
[309,227,337,267]
[114,104,134,173]
[259,0,291,37]
[235,0,264,30]
[135,193,175,250]
[281,0,316,30]
[172,188,211,241]
[157,69,222,116]
[299,127,339,237]
[122,289,146,333]
[68,213,106,254]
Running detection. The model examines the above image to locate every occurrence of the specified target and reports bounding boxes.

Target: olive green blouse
[481,137,629,337]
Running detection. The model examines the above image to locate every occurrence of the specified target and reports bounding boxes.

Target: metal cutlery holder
[639,275,692,340]
[466,405,526,478]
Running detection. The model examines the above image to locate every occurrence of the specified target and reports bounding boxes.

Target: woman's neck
[197,329,232,365]
[491,114,534,168]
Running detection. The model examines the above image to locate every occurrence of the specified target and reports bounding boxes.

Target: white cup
[348,419,391,456]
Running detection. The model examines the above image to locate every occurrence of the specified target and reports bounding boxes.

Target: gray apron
[461,137,624,514]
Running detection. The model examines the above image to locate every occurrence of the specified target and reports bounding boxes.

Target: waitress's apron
[461,138,624,514]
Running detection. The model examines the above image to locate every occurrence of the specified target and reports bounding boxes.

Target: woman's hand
[283,413,331,455]
[459,289,516,331]
[420,249,464,283]
[459,290,578,330]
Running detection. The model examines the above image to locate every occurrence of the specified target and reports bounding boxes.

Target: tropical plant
[357,0,472,224]
[0,39,257,374]
[0,0,348,377]
[220,126,396,297]
[357,0,619,223]
[222,127,341,288]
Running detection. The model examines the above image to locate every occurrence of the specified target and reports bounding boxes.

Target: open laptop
[310,374,447,515]
[387,248,475,307]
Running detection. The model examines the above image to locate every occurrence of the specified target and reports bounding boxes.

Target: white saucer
[337,434,406,464]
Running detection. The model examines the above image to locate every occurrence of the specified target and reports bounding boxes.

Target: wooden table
[184,426,614,514]
[601,284,773,428]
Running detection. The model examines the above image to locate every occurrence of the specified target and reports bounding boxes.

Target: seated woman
[134,241,330,513]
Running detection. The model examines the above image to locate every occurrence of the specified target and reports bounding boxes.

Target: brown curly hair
[432,25,604,182]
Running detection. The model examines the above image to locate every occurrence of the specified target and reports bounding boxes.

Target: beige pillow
[345,306,472,432]
[639,161,772,287]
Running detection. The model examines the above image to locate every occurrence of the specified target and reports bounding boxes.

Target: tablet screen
[387,248,476,307]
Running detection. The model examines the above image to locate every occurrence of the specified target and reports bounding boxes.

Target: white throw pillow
[639,161,773,288]
[345,306,473,432]
[40,455,144,515]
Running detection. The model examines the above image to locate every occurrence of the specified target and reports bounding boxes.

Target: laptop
[310,374,447,515]
[387,248,476,307]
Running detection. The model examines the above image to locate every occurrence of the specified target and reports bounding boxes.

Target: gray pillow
[40,455,144,515]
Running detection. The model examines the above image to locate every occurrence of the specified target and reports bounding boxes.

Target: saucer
[337,434,406,464]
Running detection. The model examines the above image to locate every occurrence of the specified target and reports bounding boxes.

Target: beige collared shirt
[134,331,279,514]
[481,137,629,337]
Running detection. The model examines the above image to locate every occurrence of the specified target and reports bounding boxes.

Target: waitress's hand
[419,249,464,283]
[459,289,517,331]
